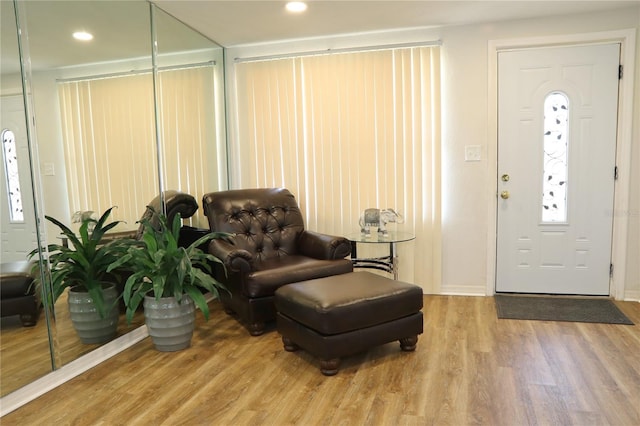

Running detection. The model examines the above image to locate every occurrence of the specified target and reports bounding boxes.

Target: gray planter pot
[143,295,195,352]
[67,284,119,344]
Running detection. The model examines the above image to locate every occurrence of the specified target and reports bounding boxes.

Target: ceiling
[153,0,639,47]
[0,1,216,75]
[1,1,638,76]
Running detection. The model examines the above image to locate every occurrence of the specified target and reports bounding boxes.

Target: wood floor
[3,296,639,425]
[0,291,144,396]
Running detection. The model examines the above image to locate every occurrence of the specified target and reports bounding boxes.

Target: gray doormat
[495,295,634,325]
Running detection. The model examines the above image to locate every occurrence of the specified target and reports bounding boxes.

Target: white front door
[496,44,620,295]
[1,95,38,262]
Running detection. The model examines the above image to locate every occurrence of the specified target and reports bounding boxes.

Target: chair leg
[19,301,40,327]
[320,358,341,376]
[399,336,418,351]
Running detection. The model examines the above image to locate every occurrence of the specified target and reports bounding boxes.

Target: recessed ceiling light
[285,2,307,13]
[72,31,93,41]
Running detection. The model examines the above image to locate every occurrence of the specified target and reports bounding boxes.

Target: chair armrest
[208,238,253,273]
[298,230,352,260]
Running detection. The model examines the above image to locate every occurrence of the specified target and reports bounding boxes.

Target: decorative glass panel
[2,128,24,222]
[541,92,569,223]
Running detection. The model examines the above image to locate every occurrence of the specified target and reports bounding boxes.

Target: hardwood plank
[2,296,639,426]
[0,316,52,396]
[0,289,145,397]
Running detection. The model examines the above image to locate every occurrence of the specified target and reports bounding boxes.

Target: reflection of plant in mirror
[28,207,132,317]
[108,210,229,325]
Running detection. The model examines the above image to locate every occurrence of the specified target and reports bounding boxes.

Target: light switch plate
[42,162,55,176]
[464,145,481,162]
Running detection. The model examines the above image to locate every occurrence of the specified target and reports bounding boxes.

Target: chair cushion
[244,255,353,298]
[275,271,423,335]
[1,261,35,298]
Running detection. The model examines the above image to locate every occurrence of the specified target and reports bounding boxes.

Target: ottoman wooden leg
[282,336,300,352]
[320,358,340,376]
[247,321,266,336]
[399,335,418,351]
[20,313,38,327]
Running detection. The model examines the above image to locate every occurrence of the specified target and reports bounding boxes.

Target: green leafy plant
[108,210,229,324]
[28,207,130,317]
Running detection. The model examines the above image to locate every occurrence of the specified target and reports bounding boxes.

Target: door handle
[500,190,510,199]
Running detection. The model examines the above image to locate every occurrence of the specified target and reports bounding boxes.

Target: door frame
[486,29,637,300]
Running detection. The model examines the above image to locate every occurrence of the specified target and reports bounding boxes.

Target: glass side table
[345,231,415,280]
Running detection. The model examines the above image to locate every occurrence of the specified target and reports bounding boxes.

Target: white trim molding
[486,29,636,300]
[440,285,487,297]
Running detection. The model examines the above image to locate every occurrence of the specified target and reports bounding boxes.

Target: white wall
[226,5,640,300]
[439,7,639,299]
[0,73,23,96]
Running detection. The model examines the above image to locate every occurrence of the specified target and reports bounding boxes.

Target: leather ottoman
[275,271,423,375]
[1,261,40,326]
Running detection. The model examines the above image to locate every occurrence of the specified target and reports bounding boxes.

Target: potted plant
[29,207,129,344]
[108,210,228,352]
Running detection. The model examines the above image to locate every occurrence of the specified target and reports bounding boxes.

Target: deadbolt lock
[500,190,510,199]
[501,174,510,182]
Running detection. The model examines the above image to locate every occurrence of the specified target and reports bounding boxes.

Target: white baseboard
[439,285,487,296]
[623,289,640,302]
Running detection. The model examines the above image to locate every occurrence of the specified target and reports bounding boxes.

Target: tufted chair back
[203,187,304,263]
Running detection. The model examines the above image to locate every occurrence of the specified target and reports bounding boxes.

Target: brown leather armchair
[202,188,353,335]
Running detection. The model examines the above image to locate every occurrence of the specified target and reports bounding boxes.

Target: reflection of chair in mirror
[202,188,353,336]
[136,190,196,237]
[1,261,40,327]
[135,190,209,247]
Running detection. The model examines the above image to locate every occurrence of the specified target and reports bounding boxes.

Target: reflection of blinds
[157,68,218,228]
[58,66,217,230]
[234,47,441,292]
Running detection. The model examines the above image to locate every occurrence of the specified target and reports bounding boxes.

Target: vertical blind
[233,46,441,291]
[156,67,220,228]
[58,66,217,231]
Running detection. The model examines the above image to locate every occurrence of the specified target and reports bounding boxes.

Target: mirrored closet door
[1,0,227,398]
